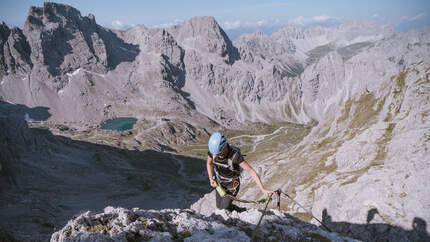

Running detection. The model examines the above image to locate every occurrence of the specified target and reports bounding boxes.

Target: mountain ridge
[3,2,429,128]
[1,2,430,241]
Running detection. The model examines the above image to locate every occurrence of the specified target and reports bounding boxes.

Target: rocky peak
[0,22,11,41]
[25,2,92,30]
[169,16,239,64]
[0,23,32,77]
[87,13,96,24]
[235,30,296,58]
[120,24,147,45]
[274,25,306,40]
[16,2,140,91]
[23,2,107,82]
[337,19,395,41]
[185,16,223,35]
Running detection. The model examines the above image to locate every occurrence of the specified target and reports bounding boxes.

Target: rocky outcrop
[51,206,355,241]
[0,23,32,77]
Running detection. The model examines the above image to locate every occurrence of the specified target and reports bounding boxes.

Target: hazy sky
[1,0,429,38]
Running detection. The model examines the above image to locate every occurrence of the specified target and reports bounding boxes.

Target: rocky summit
[1,2,430,241]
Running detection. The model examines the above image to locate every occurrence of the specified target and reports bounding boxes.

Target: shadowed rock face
[0,101,211,241]
[0,23,32,77]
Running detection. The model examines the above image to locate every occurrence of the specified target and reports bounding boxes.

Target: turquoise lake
[101,117,137,131]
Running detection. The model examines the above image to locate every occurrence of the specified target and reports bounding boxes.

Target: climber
[207,132,274,212]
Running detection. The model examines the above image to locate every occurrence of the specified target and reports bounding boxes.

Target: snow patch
[83,69,105,78]
[66,68,81,77]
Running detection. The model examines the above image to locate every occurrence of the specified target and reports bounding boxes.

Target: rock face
[22,3,140,90]
[217,63,430,240]
[0,23,32,77]
[50,206,355,241]
[306,63,430,235]
[24,3,107,78]
[0,116,20,191]
[168,16,239,65]
[190,190,430,242]
[1,3,429,128]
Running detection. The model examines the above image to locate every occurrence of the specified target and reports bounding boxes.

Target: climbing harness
[231,180,240,194]
[216,184,227,197]
[213,160,240,183]
[212,147,242,183]
[215,185,332,233]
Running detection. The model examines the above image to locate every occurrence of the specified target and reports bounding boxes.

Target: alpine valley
[1,2,429,241]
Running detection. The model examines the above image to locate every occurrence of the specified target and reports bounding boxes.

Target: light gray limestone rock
[51,206,356,241]
[235,63,430,241]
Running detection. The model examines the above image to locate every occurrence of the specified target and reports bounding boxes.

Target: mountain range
[1,2,429,241]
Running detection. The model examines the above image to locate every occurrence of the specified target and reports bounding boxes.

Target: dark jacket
[208,144,244,183]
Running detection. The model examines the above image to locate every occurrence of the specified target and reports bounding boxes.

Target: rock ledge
[51,206,354,241]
